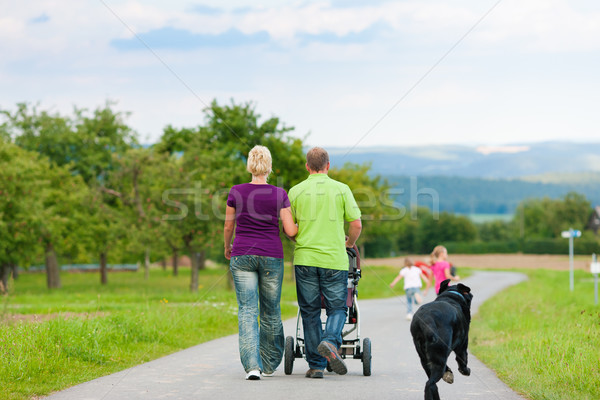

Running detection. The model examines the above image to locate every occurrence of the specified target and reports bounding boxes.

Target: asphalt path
[45,271,527,400]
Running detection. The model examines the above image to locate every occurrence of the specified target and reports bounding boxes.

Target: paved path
[45,271,527,400]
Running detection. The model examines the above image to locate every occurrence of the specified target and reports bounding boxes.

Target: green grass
[471,269,600,400]
[0,263,414,400]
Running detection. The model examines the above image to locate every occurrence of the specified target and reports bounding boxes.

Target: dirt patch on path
[364,253,593,271]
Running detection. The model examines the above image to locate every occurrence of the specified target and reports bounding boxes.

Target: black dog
[410,279,473,400]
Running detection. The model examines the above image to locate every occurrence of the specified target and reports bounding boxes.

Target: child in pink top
[430,245,460,294]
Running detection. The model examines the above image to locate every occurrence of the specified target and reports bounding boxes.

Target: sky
[1,0,600,149]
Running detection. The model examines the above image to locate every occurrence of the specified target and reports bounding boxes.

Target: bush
[522,238,600,255]
[445,241,520,254]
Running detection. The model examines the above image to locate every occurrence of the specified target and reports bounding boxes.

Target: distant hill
[329,141,600,179]
[327,142,600,215]
[384,175,600,215]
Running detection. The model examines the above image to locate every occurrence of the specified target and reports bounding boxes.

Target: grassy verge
[471,269,600,400]
[0,262,414,400]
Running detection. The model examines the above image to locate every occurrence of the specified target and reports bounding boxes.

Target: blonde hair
[306,147,329,172]
[404,257,413,268]
[430,245,447,265]
[246,145,272,177]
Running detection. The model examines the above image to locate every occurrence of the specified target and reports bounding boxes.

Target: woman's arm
[280,207,298,238]
[223,206,236,260]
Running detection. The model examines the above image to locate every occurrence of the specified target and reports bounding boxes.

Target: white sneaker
[246,370,261,380]
[261,371,275,377]
[406,313,413,320]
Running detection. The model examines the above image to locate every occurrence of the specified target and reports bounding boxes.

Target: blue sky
[1,0,600,149]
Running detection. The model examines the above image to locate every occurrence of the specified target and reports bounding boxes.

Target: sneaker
[261,371,275,377]
[415,293,423,304]
[305,369,324,379]
[406,313,413,320]
[245,370,261,380]
[317,341,347,375]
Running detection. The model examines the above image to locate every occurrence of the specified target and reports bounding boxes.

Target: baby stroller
[284,247,372,376]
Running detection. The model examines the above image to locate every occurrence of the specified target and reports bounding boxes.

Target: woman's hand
[224,245,232,260]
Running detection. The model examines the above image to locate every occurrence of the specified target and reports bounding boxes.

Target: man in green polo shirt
[289,147,362,379]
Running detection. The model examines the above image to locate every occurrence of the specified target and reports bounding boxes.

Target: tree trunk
[172,249,179,277]
[198,250,206,270]
[11,264,18,280]
[45,243,62,289]
[0,264,9,294]
[100,252,108,285]
[189,249,199,292]
[144,247,150,280]
[161,258,167,271]
[359,244,366,260]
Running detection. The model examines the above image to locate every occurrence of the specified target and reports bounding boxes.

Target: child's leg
[406,288,415,314]
[414,288,423,304]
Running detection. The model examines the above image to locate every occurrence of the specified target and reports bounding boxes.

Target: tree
[1,102,137,286]
[0,141,84,291]
[200,100,306,189]
[329,162,403,257]
[516,192,591,239]
[414,211,477,254]
[156,100,306,291]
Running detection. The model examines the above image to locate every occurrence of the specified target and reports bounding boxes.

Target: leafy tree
[414,211,477,254]
[0,141,42,290]
[517,192,591,239]
[104,148,176,279]
[329,162,403,257]
[1,102,137,285]
[200,100,306,189]
[477,220,516,242]
[3,102,137,185]
[0,141,85,290]
[156,100,306,290]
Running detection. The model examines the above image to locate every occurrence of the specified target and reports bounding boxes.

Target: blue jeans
[294,265,348,370]
[230,255,284,373]
[405,287,421,314]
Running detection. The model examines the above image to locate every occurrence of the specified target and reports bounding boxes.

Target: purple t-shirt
[226,183,291,258]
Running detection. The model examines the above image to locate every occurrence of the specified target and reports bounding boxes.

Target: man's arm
[345,218,362,248]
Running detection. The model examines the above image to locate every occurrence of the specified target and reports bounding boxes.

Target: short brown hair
[306,147,329,172]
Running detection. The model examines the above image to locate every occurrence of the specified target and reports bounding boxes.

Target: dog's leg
[442,365,454,384]
[455,340,471,376]
[424,365,444,400]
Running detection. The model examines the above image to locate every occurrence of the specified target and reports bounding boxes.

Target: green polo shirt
[288,173,361,270]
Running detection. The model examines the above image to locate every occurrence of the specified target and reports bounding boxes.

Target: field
[1,254,599,399]
[0,263,403,400]
[365,253,593,271]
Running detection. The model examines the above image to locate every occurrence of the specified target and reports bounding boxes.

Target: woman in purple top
[224,145,298,380]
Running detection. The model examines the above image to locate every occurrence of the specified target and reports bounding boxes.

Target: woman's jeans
[294,265,348,370]
[230,255,285,373]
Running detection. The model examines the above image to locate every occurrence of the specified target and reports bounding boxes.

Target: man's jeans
[230,255,284,373]
[294,265,348,370]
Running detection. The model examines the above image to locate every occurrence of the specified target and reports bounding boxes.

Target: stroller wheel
[362,337,372,376]
[284,336,295,375]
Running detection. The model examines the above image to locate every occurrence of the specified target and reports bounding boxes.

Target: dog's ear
[439,279,451,293]
[457,283,471,295]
